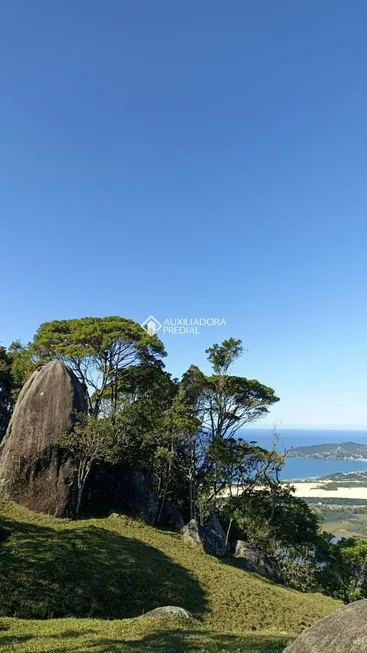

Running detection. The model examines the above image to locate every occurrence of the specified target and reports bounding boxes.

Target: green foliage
[6,340,40,400]
[219,485,325,594]
[0,346,14,440]
[278,545,319,593]
[0,341,33,438]
[152,385,200,520]
[113,366,177,469]
[31,317,166,415]
[62,414,120,514]
[181,340,280,513]
[222,486,321,553]
[205,338,243,375]
[62,414,119,464]
[317,536,367,603]
[183,341,280,441]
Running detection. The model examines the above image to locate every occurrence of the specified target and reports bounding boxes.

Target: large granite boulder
[181,515,228,557]
[234,541,284,584]
[0,361,86,517]
[283,599,367,652]
[142,606,192,620]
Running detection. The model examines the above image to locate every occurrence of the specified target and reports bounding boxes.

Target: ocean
[238,428,367,481]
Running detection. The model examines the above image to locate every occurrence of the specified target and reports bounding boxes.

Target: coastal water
[238,428,367,480]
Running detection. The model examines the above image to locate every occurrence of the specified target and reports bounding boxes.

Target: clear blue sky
[1,1,367,428]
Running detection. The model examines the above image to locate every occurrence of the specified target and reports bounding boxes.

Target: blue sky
[1,1,367,428]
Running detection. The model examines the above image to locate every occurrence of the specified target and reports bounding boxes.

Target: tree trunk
[189,475,195,520]
[157,459,172,524]
[225,517,233,547]
[76,484,84,516]
[189,437,196,520]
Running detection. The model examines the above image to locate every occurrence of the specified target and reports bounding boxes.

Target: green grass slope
[0,500,340,653]
[0,617,289,653]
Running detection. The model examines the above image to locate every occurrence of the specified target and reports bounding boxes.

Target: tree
[182,339,280,509]
[61,413,119,515]
[153,385,200,522]
[0,346,13,441]
[113,365,177,469]
[31,317,166,416]
[221,484,320,551]
[202,339,279,440]
[7,340,36,390]
[317,536,367,603]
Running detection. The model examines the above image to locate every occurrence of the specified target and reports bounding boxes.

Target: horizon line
[242,424,367,431]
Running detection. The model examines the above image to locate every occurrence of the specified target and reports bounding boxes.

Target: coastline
[286,456,367,463]
[222,476,367,501]
[286,480,367,500]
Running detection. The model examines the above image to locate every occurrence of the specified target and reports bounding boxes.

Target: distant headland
[287,441,367,461]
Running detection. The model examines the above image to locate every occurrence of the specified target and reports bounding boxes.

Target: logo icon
[141,315,162,336]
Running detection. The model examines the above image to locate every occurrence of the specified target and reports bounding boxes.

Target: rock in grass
[283,599,367,652]
[181,519,205,552]
[234,541,284,584]
[143,606,192,620]
[203,514,228,556]
[181,515,228,557]
[0,360,86,517]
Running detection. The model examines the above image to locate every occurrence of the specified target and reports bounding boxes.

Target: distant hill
[287,441,367,460]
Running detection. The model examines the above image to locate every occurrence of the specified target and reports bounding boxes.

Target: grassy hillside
[0,500,340,652]
[0,618,288,653]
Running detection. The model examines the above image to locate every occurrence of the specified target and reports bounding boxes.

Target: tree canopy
[0,346,14,441]
[31,317,166,416]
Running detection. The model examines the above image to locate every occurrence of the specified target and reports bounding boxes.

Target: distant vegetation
[306,497,367,540]
[312,471,367,489]
[287,442,367,460]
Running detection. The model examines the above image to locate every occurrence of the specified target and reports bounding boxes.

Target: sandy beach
[288,481,367,500]
[221,481,367,500]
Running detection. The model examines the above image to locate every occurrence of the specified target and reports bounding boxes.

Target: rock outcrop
[0,360,86,517]
[181,518,205,552]
[158,502,185,532]
[88,463,158,524]
[181,515,228,557]
[204,514,228,556]
[283,599,367,653]
[234,541,284,584]
[142,606,192,620]
[123,468,158,524]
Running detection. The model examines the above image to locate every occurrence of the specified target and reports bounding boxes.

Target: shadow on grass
[0,635,34,646]
[0,516,206,620]
[90,630,289,653]
[0,629,290,653]
[219,555,280,587]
